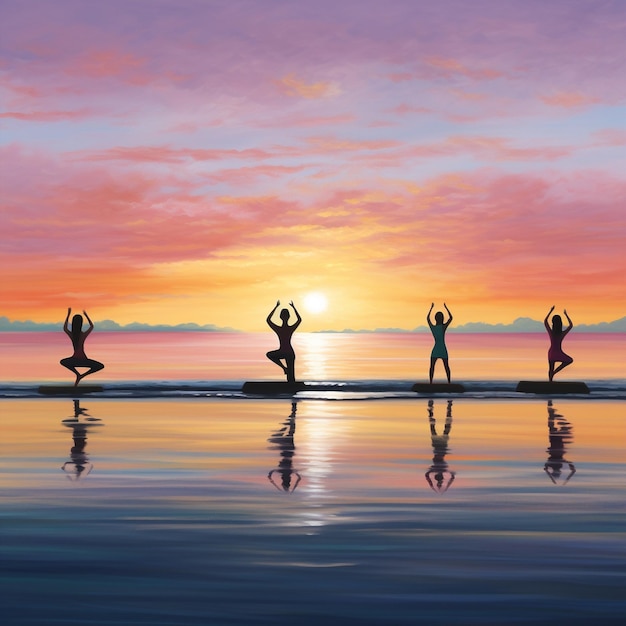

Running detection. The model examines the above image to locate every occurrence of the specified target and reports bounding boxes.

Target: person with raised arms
[60,308,104,386]
[266,300,302,383]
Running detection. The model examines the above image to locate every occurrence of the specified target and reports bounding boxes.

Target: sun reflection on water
[296,402,351,532]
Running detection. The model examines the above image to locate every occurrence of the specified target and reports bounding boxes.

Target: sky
[1,0,625,332]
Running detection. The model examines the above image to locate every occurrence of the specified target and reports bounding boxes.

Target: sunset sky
[2,0,625,331]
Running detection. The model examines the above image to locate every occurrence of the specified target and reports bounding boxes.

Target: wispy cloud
[276,74,339,99]
[540,91,600,108]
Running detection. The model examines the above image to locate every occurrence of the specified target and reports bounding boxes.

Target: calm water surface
[1,331,624,382]
[1,397,624,625]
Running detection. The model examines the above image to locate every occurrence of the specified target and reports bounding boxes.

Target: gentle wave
[1,379,625,399]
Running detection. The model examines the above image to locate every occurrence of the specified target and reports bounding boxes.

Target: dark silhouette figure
[267,402,301,493]
[427,302,453,383]
[60,308,104,386]
[266,300,302,383]
[544,400,576,485]
[61,400,103,481]
[425,399,456,493]
[544,306,573,381]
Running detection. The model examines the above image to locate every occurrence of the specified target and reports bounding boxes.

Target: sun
[303,292,328,314]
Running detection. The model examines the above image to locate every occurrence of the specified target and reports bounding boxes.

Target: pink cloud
[592,129,626,147]
[540,91,600,108]
[73,146,277,163]
[389,104,434,115]
[66,50,147,81]
[256,113,355,128]
[206,164,313,185]
[422,56,504,81]
[0,109,93,121]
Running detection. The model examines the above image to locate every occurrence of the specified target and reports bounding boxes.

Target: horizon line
[1,315,625,333]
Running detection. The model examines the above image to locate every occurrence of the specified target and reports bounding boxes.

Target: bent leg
[266,350,288,374]
[60,358,82,386]
[77,359,105,383]
[552,355,573,378]
[60,357,80,375]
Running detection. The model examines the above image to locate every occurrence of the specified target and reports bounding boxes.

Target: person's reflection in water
[61,399,103,481]
[544,400,576,485]
[425,399,456,493]
[267,402,301,493]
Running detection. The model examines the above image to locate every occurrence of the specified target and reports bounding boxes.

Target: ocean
[1,332,625,624]
[0,331,624,397]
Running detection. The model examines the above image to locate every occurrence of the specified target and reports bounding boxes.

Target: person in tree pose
[544,306,573,381]
[266,301,301,383]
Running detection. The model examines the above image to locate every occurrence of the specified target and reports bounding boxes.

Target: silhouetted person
[267,402,301,492]
[266,300,301,383]
[60,308,104,386]
[425,399,455,493]
[61,400,102,481]
[427,302,453,383]
[544,400,576,485]
[544,306,573,381]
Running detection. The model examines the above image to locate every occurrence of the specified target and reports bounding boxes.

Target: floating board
[242,381,307,395]
[38,385,104,396]
[515,381,590,394]
[412,383,465,393]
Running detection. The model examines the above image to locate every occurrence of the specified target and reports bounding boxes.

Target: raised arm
[443,302,453,328]
[563,309,573,335]
[427,302,434,327]
[544,306,555,332]
[289,301,302,329]
[83,310,95,337]
[266,301,280,329]
[63,308,72,336]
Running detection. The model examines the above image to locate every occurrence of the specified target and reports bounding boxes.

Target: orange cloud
[276,74,338,99]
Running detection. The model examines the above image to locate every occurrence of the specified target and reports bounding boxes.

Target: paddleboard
[242,381,307,395]
[515,381,589,394]
[38,385,104,395]
[412,383,465,393]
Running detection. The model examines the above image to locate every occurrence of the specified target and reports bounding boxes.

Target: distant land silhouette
[1,315,624,333]
[0,317,237,332]
[316,316,626,333]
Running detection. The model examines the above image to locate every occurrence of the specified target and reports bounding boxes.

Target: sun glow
[303,292,328,315]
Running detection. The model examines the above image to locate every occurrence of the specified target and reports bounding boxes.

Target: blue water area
[1,397,625,625]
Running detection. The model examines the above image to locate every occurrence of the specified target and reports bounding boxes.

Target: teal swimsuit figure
[430,324,448,360]
[427,303,453,383]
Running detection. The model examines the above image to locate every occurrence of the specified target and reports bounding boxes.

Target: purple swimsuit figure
[544,306,573,382]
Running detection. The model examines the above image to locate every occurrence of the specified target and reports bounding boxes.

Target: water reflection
[425,399,456,493]
[61,399,103,481]
[544,400,576,485]
[267,401,301,493]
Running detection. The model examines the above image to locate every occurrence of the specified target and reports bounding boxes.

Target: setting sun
[303,292,328,315]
